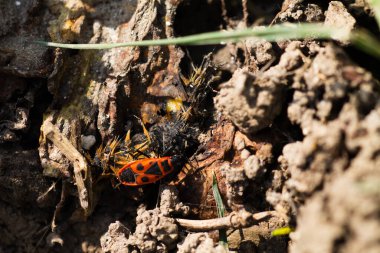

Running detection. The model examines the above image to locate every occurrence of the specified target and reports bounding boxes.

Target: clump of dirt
[269,43,380,213]
[214,67,286,134]
[272,0,324,24]
[215,39,313,135]
[267,42,380,251]
[290,111,380,252]
[325,1,356,35]
[101,186,188,252]
[290,135,380,253]
[177,233,227,253]
[100,221,131,253]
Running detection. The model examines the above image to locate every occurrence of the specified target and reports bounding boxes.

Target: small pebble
[81,135,96,150]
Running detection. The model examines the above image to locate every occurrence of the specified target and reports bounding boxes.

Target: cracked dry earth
[1,0,380,252]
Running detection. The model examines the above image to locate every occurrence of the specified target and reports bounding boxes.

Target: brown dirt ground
[1,0,380,252]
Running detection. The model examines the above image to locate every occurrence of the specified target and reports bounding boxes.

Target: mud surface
[1,0,380,252]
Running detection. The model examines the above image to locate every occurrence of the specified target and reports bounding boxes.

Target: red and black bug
[117,155,186,186]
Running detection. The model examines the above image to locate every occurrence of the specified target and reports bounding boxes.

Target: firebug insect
[117,155,185,186]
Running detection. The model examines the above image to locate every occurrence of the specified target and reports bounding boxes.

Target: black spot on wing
[136,163,144,171]
[119,169,136,184]
[145,162,162,175]
[141,176,149,183]
[161,160,172,172]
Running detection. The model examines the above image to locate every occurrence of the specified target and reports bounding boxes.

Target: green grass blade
[368,0,380,27]
[271,227,294,236]
[212,172,228,250]
[350,29,380,59]
[35,23,347,50]
[212,172,225,218]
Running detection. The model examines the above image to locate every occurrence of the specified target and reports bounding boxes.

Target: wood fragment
[41,120,93,217]
[242,0,249,26]
[175,210,277,232]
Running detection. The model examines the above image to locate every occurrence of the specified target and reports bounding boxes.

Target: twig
[175,210,277,232]
[41,120,93,217]
[242,0,249,26]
